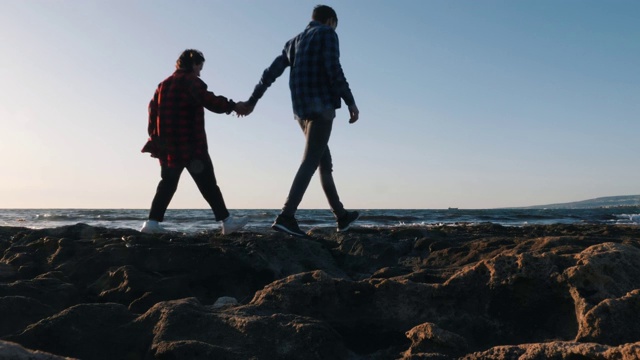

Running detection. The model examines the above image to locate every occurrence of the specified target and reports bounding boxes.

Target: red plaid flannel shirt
[142,69,235,167]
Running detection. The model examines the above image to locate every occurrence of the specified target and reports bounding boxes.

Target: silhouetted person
[141,49,248,234]
[237,5,360,237]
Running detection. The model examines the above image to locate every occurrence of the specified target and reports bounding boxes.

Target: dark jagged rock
[0,223,639,359]
[0,340,74,359]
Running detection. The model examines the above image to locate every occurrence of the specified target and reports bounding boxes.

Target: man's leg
[149,165,184,222]
[281,112,335,217]
[318,146,347,218]
[318,148,359,232]
[187,157,230,221]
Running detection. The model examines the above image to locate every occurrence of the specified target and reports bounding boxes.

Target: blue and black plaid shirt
[249,21,356,119]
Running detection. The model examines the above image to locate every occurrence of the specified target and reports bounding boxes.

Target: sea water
[0,208,638,234]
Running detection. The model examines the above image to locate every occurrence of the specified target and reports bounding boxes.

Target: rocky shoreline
[1,223,639,359]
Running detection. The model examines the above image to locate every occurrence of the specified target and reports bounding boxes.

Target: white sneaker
[140,220,167,234]
[221,216,248,235]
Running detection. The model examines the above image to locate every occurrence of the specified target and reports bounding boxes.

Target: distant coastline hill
[522,195,640,209]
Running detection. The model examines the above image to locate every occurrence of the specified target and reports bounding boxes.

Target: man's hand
[348,104,359,124]
[235,101,255,117]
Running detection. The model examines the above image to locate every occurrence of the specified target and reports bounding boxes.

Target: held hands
[348,104,359,124]
[234,101,255,117]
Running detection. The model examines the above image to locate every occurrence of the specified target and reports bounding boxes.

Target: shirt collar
[306,20,324,29]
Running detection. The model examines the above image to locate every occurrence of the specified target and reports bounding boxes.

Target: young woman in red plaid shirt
[141,49,248,235]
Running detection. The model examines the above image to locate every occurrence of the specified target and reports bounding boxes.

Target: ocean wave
[1,208,638,233]
[612,213,640,225]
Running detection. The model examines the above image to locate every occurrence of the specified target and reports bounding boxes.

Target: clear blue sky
[1,1,638,209]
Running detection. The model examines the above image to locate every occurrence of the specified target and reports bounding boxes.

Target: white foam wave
[614,214,640,225]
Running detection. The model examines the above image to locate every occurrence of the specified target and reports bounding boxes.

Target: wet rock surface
[1,223,639,359]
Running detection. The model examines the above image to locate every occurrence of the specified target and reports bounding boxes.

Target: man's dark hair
[312,5,337,25]
[176,49,205,71]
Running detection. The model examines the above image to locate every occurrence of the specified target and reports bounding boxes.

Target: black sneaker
[272,215,308,238]
[337,211,359,232]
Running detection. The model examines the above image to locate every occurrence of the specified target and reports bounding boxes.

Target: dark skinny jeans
[281,109,347,219]
[149,156,230,222]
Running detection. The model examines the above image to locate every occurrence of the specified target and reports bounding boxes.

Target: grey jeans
[281,109,347,218]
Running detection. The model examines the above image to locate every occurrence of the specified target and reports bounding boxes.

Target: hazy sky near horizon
[1,1,639,210]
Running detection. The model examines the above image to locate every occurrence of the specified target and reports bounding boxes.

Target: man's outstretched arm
[246,49,291,110]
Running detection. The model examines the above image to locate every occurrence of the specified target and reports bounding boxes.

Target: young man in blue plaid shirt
[239,5,360,237]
